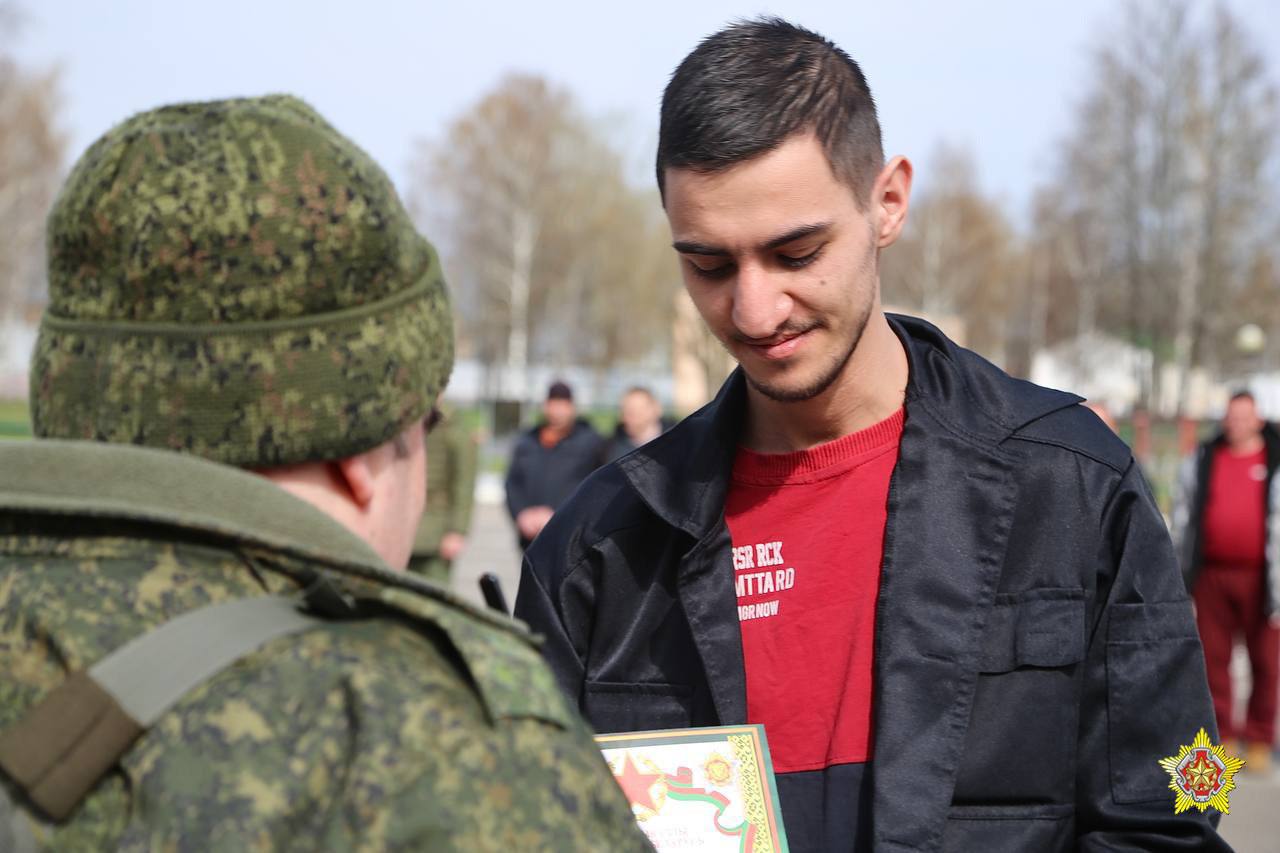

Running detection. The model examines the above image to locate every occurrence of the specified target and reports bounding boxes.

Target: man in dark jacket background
[505,380,603,549]
[516,17,1226,852]
[1172,390,1280,774]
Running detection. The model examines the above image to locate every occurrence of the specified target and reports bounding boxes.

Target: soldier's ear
[335,455,377,508]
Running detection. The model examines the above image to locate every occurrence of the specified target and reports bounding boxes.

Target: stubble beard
[739,291,876,404]
[740,224,881,404]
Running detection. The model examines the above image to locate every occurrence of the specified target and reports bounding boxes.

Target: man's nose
[731,265,791,340]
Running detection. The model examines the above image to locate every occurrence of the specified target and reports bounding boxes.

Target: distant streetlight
[1235,323,1266,356]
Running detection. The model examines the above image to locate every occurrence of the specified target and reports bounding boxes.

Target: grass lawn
[0,398,30,439]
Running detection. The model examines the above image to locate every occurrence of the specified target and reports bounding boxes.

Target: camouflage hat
[31,95,453,468]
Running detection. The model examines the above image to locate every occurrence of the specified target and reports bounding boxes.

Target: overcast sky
[13,0,1280,220]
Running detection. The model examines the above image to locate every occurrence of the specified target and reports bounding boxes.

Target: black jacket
[516,316,1225,852]
[505,419,603,546]
[1172,422,1280,615]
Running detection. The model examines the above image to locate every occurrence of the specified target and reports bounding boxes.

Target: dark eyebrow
[672,222,832,256]
[763,222,831,249]
[672,240,729,256]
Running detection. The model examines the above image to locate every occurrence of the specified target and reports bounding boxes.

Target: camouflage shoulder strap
[0,594,327,828]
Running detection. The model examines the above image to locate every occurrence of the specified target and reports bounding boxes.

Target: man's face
[1223,397,1264,448]
[544,397,576,430]
[664,132,882,402]
[620,391,660,436]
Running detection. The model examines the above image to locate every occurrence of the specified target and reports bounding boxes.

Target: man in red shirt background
[1174,390,1280,773]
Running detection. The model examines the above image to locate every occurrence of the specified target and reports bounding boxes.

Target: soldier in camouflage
[408,405,480,582]
[0,96,651,851]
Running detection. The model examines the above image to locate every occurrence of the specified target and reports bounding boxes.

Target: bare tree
[881,143,1017,363]
[1172,4,1279,407]
[0,4,64,324]
[1047,0,1278,412]
[409,75,674,398]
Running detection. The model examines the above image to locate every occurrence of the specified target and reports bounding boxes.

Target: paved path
[451,498,1279,847]
[452,500,523,612]
[1220,766,1280,852]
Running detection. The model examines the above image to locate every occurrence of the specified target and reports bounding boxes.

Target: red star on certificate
[613,752,663,812]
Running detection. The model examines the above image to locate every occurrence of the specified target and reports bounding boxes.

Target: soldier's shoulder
[370,582,577,728]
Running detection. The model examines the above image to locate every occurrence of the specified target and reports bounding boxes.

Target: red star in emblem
[613,752,663,812]
[1180,751,1221,795]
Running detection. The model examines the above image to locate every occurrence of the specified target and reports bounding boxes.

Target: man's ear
[335,453,377,508]
[872,155,912,248]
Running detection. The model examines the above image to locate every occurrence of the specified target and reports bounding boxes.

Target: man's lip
[743,329,811,360]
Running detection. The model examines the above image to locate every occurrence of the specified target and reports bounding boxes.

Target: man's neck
[627,423,663,445]
[540,421,573,447]
[741,312,908,454]
[1226,435,1265,456]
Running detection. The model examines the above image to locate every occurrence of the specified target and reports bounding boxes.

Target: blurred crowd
[408,380,673,573]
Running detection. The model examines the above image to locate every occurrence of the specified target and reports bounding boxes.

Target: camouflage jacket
[413,409,479,556]
[0,440,651,852]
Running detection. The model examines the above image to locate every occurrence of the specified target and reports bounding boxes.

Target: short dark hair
[657,17,884,204]
[1229,390,1256,405]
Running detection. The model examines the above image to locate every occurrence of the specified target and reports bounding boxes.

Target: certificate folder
[597,724,789,852]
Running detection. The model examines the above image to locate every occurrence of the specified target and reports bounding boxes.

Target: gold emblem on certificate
[597,724,789,852]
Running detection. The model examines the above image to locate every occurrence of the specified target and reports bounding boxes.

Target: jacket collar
[1204,422,1280,469]
[526,417,596,440]
[617,368,744,539]
[2,439,535,636]
[0,439,389,572]
[890,313,1082,436]
[620,313,1082,540]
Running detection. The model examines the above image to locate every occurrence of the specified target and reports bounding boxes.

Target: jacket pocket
[942,803,1074,851]
[978,589,1086,673]
[955,591,1085,804]
[584,680,693,733]
[1106,599,1209,803]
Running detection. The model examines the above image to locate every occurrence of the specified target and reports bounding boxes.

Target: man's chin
[742,362,841,403]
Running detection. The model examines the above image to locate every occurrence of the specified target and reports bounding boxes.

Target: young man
[0,96,650,851]
[1173,391,1280,773]
[516,18,1226,852]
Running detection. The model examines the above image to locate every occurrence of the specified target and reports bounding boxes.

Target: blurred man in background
[1174,390,1280,773]
[505,380,603,549]
[408,404,479,582]
[0,96,650,851]
[602,386,671,463]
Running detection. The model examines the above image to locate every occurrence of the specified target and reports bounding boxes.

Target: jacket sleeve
[504,438,533,520]
[514,549,590,707]
[1168,453,1198,584]
[1076,460,1229,850]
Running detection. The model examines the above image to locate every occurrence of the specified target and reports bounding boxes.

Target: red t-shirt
[726,408,903,774]
[1202,445,1268,567]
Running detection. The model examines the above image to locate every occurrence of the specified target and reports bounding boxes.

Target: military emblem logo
[1157,728,1244,814]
